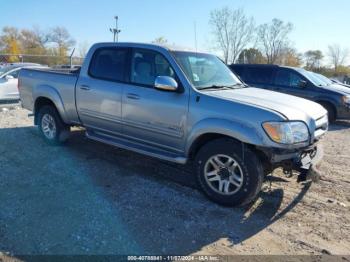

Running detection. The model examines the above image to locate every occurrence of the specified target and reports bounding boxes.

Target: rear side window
[275,69,304,87]
[244,67,274,84]
[89,48,128,82]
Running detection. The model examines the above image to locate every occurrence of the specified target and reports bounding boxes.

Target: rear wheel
[319,102,336,123]
[194,138,264,207]
[38,105,70,145]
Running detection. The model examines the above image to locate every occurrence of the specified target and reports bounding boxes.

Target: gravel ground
[0,106,349,256]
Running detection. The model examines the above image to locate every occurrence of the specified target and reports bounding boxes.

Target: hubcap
[204,154,244,195]
[41,114,56,139]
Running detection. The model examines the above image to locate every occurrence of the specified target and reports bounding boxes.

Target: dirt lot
[0,106,349,256]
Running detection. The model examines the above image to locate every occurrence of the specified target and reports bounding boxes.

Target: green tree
[304,50,323,70]
[237,48,267,64]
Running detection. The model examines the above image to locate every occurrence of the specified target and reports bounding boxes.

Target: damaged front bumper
[259,143,323,182]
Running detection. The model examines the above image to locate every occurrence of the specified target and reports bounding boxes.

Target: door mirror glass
[5,75,14,80]
[298,80,308,88]
[155,76,178,91]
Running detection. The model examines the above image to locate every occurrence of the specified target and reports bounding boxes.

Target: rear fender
[33,85,68,123]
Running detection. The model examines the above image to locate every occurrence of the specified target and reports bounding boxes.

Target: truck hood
[207,87,327,121]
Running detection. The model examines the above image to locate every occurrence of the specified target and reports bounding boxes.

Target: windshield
[298,69,327,87]
[313,73,333,85]
[172,51,243,90]
[0,66,16,76]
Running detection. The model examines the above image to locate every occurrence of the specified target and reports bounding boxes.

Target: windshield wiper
[198,83,245,91]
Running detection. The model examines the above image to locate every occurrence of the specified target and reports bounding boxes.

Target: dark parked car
[229,64,350,122]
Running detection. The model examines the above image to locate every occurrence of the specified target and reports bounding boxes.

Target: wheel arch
[186,118,266,159]
[315,100,337,118]
[33,85,68,125]
[34,96,66,125]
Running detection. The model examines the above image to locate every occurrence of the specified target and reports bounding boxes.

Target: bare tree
[327,44,349,71]
[0,26,21,51]
[257,19,293,64]
[78,41,90,58]
[278,47,303,67]
[210,7,255,64]
[47,27,76,56]
[20,28,48,54]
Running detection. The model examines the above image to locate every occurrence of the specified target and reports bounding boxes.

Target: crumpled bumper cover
[259,143,323,182]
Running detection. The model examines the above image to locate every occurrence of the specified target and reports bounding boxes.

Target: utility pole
[110,16,121,42]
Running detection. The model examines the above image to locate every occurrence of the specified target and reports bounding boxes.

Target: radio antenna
[194,21,198,53]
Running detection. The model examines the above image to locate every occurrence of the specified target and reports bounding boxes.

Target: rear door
[76,47,130,134]
[243,67,275,90]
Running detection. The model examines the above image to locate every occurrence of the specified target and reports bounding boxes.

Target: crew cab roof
[92,42,198,53]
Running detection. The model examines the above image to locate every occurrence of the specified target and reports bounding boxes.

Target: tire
[38,105,70,145]
[319,102,336,123]
[194,138,264,207]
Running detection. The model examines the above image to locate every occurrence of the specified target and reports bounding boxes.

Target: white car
[0,64,46,101]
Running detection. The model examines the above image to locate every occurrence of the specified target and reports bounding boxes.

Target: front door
[273,69,312,99]
[122,48,188,153]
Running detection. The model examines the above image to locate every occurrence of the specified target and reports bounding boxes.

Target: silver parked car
[0,63,46,101]
[19,42,328,206]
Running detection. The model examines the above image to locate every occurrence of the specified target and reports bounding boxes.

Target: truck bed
[19,68,80,124]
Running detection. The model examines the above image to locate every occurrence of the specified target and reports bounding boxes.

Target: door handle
[126,93,140,100]
[80,85,91,91]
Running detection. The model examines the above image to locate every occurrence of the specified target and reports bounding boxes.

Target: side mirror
[299,80,307,88]
[155,76,178,92]
[5,75,14,81]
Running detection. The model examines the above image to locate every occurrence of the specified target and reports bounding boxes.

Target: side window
[245,67,274,84]
[89,48,128,82]
[275,70,303,87]
[131,49,175,86]
[7,69,20,79]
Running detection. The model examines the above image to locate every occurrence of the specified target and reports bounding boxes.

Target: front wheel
[38,105,70,145]
[195,138,264,207]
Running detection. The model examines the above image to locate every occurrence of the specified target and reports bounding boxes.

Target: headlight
[342,95,350,105]
[262,121,309,144]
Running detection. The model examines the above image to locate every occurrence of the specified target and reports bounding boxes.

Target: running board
[86,130,187,164]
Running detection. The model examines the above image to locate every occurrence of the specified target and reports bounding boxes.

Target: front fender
[185,118,267,156]
[33,84,68,123]
[314,95,339,107]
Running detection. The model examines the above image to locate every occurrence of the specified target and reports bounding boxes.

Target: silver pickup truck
[19,42,328,206]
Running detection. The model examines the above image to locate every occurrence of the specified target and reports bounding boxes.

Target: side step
[86,130,187,164]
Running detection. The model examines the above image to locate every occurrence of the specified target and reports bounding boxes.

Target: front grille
[314,114,328,140]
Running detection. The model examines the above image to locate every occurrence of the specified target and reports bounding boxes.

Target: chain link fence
[0,54,85,67]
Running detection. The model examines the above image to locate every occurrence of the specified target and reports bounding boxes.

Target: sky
[1,0,350,62]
